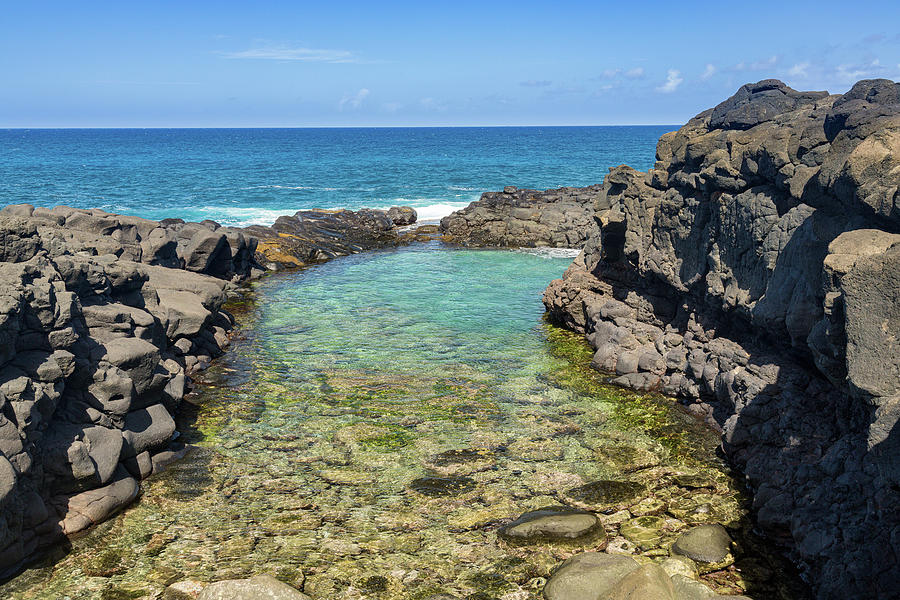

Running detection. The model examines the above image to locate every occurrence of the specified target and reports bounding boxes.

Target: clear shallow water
[0,127,672,225]
[1,245,805,600]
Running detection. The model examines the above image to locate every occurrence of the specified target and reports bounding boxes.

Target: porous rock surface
[247,206,418,269]
[538,79,900,599]
[0,203,417,576]
[439,185,597,248]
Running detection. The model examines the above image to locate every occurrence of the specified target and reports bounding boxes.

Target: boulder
[387,206,417,226]
[197,575,311,600]
[671,524,733,566]
[543,552,639,600]
[604,564,676,600]
[497,506,606,546]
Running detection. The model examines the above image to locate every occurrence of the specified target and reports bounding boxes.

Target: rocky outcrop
[541,79,900,599]
[0,204,258,576]
[439,185,597,247]
[247,206,418,269]
[0,203,419,577]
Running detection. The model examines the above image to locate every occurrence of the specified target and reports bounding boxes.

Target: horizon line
[0,123,681,130]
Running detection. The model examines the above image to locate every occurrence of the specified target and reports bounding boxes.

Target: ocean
[0,126,672,225]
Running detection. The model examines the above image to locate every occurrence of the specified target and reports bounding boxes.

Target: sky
[1,0,899,127]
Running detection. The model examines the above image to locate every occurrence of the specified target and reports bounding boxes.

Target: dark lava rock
[387,206,417,226]
[541,78,900,598]
[409,475,476,497]
[543,552,640,600]
[561,480,646,512]
[439,185,597,248]
[497,506,606,547]
[671,524,733,565]
[246,206,410,269]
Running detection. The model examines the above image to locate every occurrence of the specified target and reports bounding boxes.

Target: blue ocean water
[0,127,672,226]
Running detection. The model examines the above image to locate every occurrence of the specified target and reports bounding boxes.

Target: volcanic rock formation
[538,79,900,599]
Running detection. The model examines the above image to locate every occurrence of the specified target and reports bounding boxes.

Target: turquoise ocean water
[0,127,671,225]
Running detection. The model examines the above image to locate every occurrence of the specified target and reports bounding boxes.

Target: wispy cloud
[656,69,683,93]
[834,59,889,83]
[95,80,201,86]
[787,62,810,78]
[594,67,644,81]
[862,33,886,45]
[419,97,450,111]
[733,55,779,72]
[520,80,553,87]
[223,45,359,63]
[700,64,716,80]
[339,88,370,110]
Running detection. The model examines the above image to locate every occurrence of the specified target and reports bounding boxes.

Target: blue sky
[2,0,899,127]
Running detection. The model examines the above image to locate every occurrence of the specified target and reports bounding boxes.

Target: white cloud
[834,59,888,83]
[733,55,779,72]
[656,69,683,93]
[223,45,358,63]
[700,64,716,80]
[339,88,370,110]
[787,62,810,78]
[419,97,450,111]
[594,67,643,81]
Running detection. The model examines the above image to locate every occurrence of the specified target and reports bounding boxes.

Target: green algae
[541,321,716,462]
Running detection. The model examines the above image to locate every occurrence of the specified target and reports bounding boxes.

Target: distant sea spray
[0,126,673,226]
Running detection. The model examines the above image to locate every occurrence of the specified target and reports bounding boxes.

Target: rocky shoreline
[439,185,597,248]
[0,204,421,578]
[2,78,897,600]
[442,79,899,599]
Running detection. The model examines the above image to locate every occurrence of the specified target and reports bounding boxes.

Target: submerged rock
[561,480,647,513]
[619,515,666,550]
[197,575,310,599]
[497,506,606,547]
[671,524,734,572]
[409,475,476,497]
[542,552,639,600]
[423,448,496,476]
[604,563,676,600]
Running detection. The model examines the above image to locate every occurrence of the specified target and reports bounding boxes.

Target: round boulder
[671,524,734,572]
[497,506,606,547]
[543,552,640,600]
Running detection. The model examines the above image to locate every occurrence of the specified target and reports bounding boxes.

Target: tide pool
[0,244,805,600]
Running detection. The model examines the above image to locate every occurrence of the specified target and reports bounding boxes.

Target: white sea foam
[380,201,473,223]
[196,206,294,227]
[516,247,582,259]
[179,196,476,228]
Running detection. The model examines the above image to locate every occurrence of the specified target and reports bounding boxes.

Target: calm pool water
[0,244,804,599]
